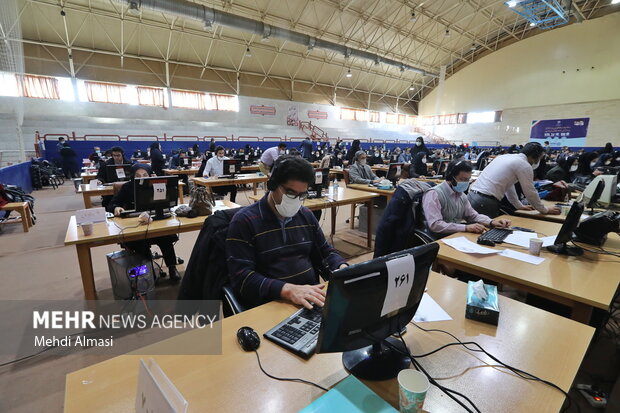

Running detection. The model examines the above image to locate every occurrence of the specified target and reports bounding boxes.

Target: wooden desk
[249,187,379,249]
[192,173,268,196]
[241,164,260,172]
[163,168,200,176]
[436,215,620,323]
[77,183,185,209]
[64,200,239,299]
[347,183,395,202]
[514,200,595,223]
[80,173,98,184]
[64,272,594,413]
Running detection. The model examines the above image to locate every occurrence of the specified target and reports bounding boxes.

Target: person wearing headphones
[106,163,181,281]
[226,155,348,309]
[422,160,510,238]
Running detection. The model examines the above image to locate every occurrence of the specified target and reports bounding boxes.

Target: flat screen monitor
[134,175,180,220]
[308,168,330,199]
[180,156,191,168]
[386,163,404,184]
[547,201,585,256]
[316,242,439,380]
[106,164,132,182]
[223,159,241,177]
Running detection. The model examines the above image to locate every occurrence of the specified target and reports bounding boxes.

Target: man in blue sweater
[226,156,347,309]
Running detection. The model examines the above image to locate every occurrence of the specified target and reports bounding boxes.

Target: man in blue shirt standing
[299,137,314,161]
[226,155,348,309]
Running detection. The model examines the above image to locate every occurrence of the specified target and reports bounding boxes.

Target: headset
[267,156,291,192]
[445,160,472,184]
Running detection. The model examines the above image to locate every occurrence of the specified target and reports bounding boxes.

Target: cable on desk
[571,240,620,259]
[253,351,328,392]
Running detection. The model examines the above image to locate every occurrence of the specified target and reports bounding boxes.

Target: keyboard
[118,210,139,218]
[478,228,513,243]
[217,175,234,179]
[263,306,322,359]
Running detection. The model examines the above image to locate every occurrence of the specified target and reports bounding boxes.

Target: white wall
[0,94,420,165]
[418,13,620,147]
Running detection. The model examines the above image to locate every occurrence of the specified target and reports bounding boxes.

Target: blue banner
[529,118,589,147]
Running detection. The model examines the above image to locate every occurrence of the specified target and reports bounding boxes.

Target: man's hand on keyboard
[490,219,511,228]
[114,207,125,217]
[281,283,326,309]
[466,223,486,233]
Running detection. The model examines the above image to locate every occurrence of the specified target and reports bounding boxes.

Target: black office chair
[222,284,248,317]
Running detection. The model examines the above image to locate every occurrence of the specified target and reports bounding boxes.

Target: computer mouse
[237,326,260,351]
[477,238,496,247]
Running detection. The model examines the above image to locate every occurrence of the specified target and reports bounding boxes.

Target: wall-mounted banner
[249,105,276,116]
[529,118,589,147]
[287,105,298,126]
[308,110,328,120]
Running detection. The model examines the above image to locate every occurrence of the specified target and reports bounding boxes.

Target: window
[406,115,416,126]
[137,86,165,107]
[386,113,398,124]
[208,94,238,112]
[369,111,380,123]
[341,107,370,122]
[398,114,406,125]
[0,72,20,97]
[85,81,125,104]
[171,89,207,110]
[466,111,496,124]
[18,74,60,99]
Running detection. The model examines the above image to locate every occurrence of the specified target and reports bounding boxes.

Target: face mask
[452,181,469,193]
[275,191,303,218]
[358,159,367,166]
[337,154,342,159]
[422,158,427,163]
[375,152,380,157]
[416,142,422,147]
[279,150,285,155]
[217,156,224,161]
[570,165,578,172]
[590,161,597,169]
[531,160,540,170]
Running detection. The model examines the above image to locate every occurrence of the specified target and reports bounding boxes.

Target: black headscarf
[130,162,152,178]
[576,152,599,176]
[411,152,429,176]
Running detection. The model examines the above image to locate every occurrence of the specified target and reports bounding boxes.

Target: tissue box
[465,281,500,325]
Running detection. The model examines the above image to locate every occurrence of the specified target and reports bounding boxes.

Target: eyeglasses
[280,186,308,201]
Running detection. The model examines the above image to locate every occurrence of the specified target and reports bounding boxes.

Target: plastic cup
[81,222,94,236]
[561,205,571,216]
[529,238,543,256]
[397,369,429,413]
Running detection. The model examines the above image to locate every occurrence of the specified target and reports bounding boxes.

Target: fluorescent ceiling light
[345,69,352,78]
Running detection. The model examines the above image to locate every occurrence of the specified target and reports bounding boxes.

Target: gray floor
[0,182,616,412]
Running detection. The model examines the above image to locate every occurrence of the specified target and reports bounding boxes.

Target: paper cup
[561,205,571,216]
[81,222,94,236]
[529,238,543,256]
[398,369,429,413]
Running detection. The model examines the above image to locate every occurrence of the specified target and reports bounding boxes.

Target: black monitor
[308,168,330,199]
[179,156,191,168]
[134,176,180,220]
[316,243,439,380]
[547,202,585,256]
[223,159,242,177]
[386,163,404,185]
[585,179,605,215]
[106,164,132,182]
[237,153,254,165]
[390,154,399,163]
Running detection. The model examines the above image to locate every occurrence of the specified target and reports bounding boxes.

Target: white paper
[499,249,545,265]
[540,235,557,247]
[89,179,100,189]
[153,183,167,201]
[115,168,126,179]
[441,236,500,255]
[503,231,538,248]
[381,254,416,317]
[229,164,235,173]
[315,171,323,185]
[75,207,107,225]
[135,359,188,413]
[413,293,453,323]
[183,158,189,165]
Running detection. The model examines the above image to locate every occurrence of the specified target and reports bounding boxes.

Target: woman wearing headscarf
[149,142,166,176]
[408,152,436,178]
[106,163,181,281]
[346,139,361,164]
[602,142,614,154]
[573,151,602,183]
[545,156,578,183]
[348,151,381,184]
[593,153,613,169]
[411,137,431,157]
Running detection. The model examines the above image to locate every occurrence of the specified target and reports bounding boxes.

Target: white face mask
[416,141,422,147]
[217,156,224,161]
[590,161,597,168]
[275,190,303,218]
[422,158,427,163]
[279,150,285,155]
[570,165,578,172]
[532,160,540,170]
[358,159,367,166]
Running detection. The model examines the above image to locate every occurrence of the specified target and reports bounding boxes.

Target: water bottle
[331,179,339,199]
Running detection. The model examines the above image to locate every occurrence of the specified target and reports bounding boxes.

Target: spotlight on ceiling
[506,0,518,7]
[345,69,352,78]
[409,85,415,91]
[410,11,417,22]
[245,47,252,57]
[470,43,477,50]
[529,22,536,27]
[445,29,450,37]
[128,1,140,15]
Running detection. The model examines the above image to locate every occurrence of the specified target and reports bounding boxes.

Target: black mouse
[237,326,260,351]
[477,238,495,247]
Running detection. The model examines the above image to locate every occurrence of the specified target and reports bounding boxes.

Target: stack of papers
[441,237,499,254]
[413,293,453,323]
[503,231,556,248]
[442,236,547,265]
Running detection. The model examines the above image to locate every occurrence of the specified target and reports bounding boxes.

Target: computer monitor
[547,201,585,256]
[237,153,254,165]
[223,159,241,177]
[386,163,404,185]
[308,168,330,199]
[581,175,617,209]
[106,164,132,182]
[179,156,191,168]
[134,175,180,220]
[316,242,439,380]
[390,154,399,163]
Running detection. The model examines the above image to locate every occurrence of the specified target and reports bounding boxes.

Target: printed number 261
[394,273,409,288]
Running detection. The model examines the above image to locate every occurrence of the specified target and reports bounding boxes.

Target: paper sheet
[413,293,453,323]
[441,236,500,255]
[115,168,126,179]
[503,231,538,248]
[499,249,545,265]
[380,254,415,317]
[152,183,167,201]
[540,235,557,247]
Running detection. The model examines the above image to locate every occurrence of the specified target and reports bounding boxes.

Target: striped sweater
[226,194,346,306]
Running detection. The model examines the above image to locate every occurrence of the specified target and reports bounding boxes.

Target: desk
[241,164,260,172]
[76,183,185,209]
[514,200,594,223]
[347,183,395,202]
[436,215,620,323]
[80,173,98,184]
[64,200,239,300]
[192,173,268,196]
[64,272,594,413]
[163,168,200,176]
[249,187,379,249]
[329,168,344,181]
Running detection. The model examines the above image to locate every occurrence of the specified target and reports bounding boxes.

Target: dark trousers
[124,235,178,267]
[213,185,237,202]
[467,191,501,218]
